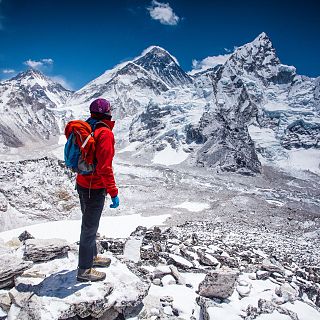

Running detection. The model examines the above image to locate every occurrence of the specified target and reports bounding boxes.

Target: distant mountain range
[1,32,319,174]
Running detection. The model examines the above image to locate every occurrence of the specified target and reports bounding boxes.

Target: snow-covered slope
[0,69,73,150]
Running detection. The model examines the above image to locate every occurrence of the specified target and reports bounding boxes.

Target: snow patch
[0,213,170,243]
[152,144,189,165]
[174,201,210,212]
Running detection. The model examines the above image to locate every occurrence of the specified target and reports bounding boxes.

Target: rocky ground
[0,222,319,320]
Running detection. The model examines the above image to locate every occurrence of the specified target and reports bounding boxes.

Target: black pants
[77,184,105,269]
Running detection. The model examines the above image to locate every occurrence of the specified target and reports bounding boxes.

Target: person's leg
[77,184,105,269]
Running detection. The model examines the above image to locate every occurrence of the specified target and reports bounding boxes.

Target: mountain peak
[14,68,46,81]
[134,46,192,87]
[136,45,180,66]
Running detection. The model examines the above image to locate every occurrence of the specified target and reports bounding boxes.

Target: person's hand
[110,195,119,208]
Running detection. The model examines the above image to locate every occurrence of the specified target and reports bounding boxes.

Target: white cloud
[147,0,180,26]
[50,75,73,90]
[41,58,54,65]
[189,54,231,75]
[24,58,54,69]
[2,69,15,74]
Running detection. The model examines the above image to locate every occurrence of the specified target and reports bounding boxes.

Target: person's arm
[95,128,118,198]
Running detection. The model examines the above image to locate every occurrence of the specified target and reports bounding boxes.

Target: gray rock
[198,267,239,299]
[167,253,194,270]
[99,238,125,255]
[236,284,251,297]
[261,258,284,274]
[197,249,220,267]
[18,231,34,243]
[256,270,270,280]
[0,291,11,312]
[274,283,299,304]
[23,238,70,262]
[0,255,32,289]
[169,265,186,285]
[8,256,150,320]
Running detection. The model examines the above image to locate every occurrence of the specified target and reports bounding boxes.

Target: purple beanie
[89,98,111,115]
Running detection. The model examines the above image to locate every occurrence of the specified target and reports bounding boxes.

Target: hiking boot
[93,255,111,268]
[77,268,106,282]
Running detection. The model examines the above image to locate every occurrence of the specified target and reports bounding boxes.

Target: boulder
[7,255,150,320]
[274,283,299,303]
[261,258,284,274]
[0,255,32,289]
[0,291,11,312]
[198,267,239,299]
[167,254,194,270]
[256,270,270,280]
[23,238,70,262]
[197,249,220,267]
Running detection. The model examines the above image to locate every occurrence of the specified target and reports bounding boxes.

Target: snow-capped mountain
[190,32,320,173]
[134,46,193,87]
[0,33,319,174]
[0,69,73,150]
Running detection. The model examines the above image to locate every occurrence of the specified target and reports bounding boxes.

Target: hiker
[76,98,119,282]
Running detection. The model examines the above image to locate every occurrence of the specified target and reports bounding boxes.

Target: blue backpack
[64,118,103,175]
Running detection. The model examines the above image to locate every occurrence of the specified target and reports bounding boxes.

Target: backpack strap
[95,121,110,130]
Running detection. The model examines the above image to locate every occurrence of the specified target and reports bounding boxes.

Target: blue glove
[110,195,119,208]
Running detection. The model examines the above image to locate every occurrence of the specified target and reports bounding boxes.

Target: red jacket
[76,119,118,198]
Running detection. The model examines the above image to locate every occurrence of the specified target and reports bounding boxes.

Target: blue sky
[0,0,319,90]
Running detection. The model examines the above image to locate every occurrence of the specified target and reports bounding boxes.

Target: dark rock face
[281,119,320,149]
[134,47,193,88]
[129,102,170,143]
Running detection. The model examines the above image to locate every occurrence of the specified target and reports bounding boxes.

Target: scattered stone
[0,255,32,289]
[160,296,174,304]
[198,267,239,299]
[161,274,176,286]
[23,238,70,262]
[248,273,257,280]
[152,278,161,286]
[238,280,249,286]
[197,249,220,267]
[99,238,125,255]
[256,270,270,280]
[153,265,171,279]
[236,285,251,297]
[258,299,275,314]
[130,226,147,237]
[150,308,160,316]
[163,306,173,316]
[18,231,34,243]
[274,283,299,303]
[167,253,194,269]
[0,291,11,312]
[262,258,284,274]
[212,254,239,268]
[169,265,186,285]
